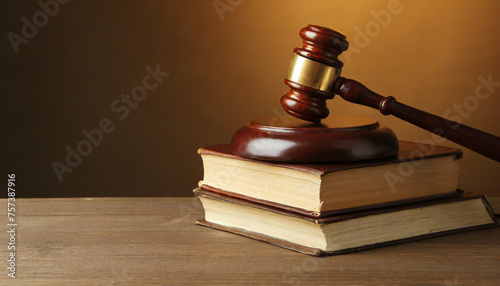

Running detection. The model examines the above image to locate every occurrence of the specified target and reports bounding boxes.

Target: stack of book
[195,141,498,256]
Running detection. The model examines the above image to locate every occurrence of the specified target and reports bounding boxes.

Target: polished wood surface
[282,25,348,122]
[281,79,334,121]
[282,25,500,162]
[2,197,499,285]
[334,78,500,162]
[294,25,348,68]
[231,115,399,162]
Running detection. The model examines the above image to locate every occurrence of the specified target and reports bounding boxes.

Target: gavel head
[281,25,349,122]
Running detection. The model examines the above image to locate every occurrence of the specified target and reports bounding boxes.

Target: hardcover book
[195,188,498,256]
[199,141,462,216]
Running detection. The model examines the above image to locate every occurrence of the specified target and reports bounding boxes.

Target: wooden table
[1,197,499,285]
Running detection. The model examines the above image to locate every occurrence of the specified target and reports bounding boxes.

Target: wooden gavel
[281,25,500,162]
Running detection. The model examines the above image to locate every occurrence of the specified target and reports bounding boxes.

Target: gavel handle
[335,77,500,162]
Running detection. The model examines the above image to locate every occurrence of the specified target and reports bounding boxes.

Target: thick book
[199,141,462,216]
[194,188,498,256]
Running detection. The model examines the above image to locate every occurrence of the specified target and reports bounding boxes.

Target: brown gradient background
[1,0,499,198]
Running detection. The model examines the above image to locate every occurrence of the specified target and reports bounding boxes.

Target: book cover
[198,141,462,177]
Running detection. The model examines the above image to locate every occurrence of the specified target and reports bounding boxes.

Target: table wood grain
[1,197,499,285]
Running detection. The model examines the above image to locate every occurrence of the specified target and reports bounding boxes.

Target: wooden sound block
[231,115,399,163]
